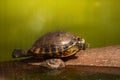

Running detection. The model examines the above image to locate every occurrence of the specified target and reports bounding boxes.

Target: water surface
[0,61,120,80]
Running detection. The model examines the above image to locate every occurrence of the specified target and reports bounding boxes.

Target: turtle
[12,31,88,69]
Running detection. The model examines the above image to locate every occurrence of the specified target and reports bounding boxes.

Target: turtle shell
[29,31,78,58]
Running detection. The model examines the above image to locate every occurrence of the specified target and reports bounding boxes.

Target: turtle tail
[12,49,32,58]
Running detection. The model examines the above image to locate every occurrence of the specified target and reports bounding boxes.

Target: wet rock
[29,59,65,69]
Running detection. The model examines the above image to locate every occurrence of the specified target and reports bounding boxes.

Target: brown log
[66,45,120,67]
[1,45,120,68]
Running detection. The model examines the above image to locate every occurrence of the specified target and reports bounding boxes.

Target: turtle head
[12,49,26,58]
[77,37,88,50]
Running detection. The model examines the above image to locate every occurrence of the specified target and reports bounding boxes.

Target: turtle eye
[77,37,81,41]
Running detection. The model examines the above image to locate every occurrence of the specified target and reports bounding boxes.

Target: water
[0,61,120,80]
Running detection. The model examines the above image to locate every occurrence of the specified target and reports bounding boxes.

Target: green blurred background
[0,0,120,62]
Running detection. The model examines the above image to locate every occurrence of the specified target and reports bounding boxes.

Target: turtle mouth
[82,43,88,50]
[78,43,88,50]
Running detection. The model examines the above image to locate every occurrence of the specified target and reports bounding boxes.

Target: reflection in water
[0,61,120,80]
